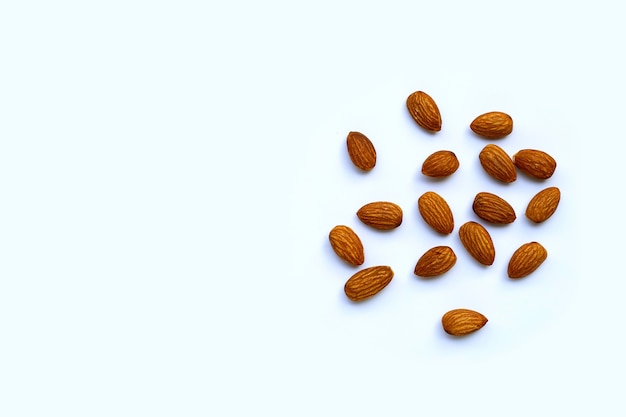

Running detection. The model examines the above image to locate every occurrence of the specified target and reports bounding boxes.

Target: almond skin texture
[406,91,442,132]
[357,201,403,230]
[422,150,460,177]
[418,191,454,234]
[526,187,561,223]
[328,225,365,266]
[479,144,517,183]
[472,192,516,224]
[344,266,394,302]
[470,111,513,139]
[458,221,495,266]
[346,131,376,172]
[414,246,457,278]
[442,309,488,336]
[512,149,557,180]
[508,242,548,279]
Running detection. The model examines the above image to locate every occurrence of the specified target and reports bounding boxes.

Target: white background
[0,1,624,416]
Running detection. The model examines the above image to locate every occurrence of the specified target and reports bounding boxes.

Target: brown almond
[346,131,376,171]
[512,149,557,180]
[406,91,442,132]
[418,191,454,234]
[458,221,495,266]
[508,242,548,278]
[344,265,394,302]
[328,225,365,266]
[442,309,488,336]
[472,192,516,224]
[478,144,516,183]
[357,201,403,230]
[421,150,460,177]
[470,111,513,139]
[414,246,457,278]
[526,187,561,223]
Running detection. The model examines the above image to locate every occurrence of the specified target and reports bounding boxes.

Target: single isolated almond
[418,191,454,234]
[357,201,403,230]
[421,150,460,177]
[512,149,557,180]
[470,111,513,139]
[472,192,516,224]
[526,187,561,223]
[508,242,548,279]
[406,90,442,132]
[414,246,457,278]
[328,225,365,266]
[346,131,376,172]
[344,265,394,302]
[442,308,488,336]
[478,144,516,183]
[458,221,495,266]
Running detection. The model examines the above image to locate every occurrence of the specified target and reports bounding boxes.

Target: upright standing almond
[458,221,496,266]
[478,144,517,183]
[421,150,460,177]
[344,265,394,302]
[526,187,561,223]
[328,225,365,266]
[418,191,454,234]
[406,91,442,132]
[357,201,403,230]
[470,111,513,139]
[512,149,557,179]
[507,242,548,278]
[472,192,516,224]
[346,131,377,171]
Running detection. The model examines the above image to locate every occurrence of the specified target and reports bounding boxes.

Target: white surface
[290,79,576,355]
[0,1,624,416]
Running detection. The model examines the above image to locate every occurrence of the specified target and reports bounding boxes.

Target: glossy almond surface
[422,150,459,177]
[526,187,561,223]
[470,111,513,139]
[479,144,516,183]
[328,225,365,266]
[418,191,454,234]
[472,192,516,224]
[346,131,376,171]
[442,309,488,336]
[508,242,548,278]
[512,149,557,179]
[406,91,442,132]
[414,246,457,278]
[357,201,403,230]
[344,266,394,301]
[458,221,495,266]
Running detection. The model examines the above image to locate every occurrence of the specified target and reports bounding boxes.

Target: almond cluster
[328,90,561,337]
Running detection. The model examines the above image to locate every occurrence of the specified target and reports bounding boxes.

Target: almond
[458,221,495,266]
[346,131,376,171]
[441,308,488,336]
[478,144,516,183]
[414,246,457,278]
[406,91,442,132]
[472,192,516,224]
[470,111,513,139]
[512,149,557,179]
[357,201,403,230]
[328,225,365,266]
[508,242,548,279]
[526,187,561,223]
[344,265,394,302]
[421,150,459,177]
[418,191,454,234]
